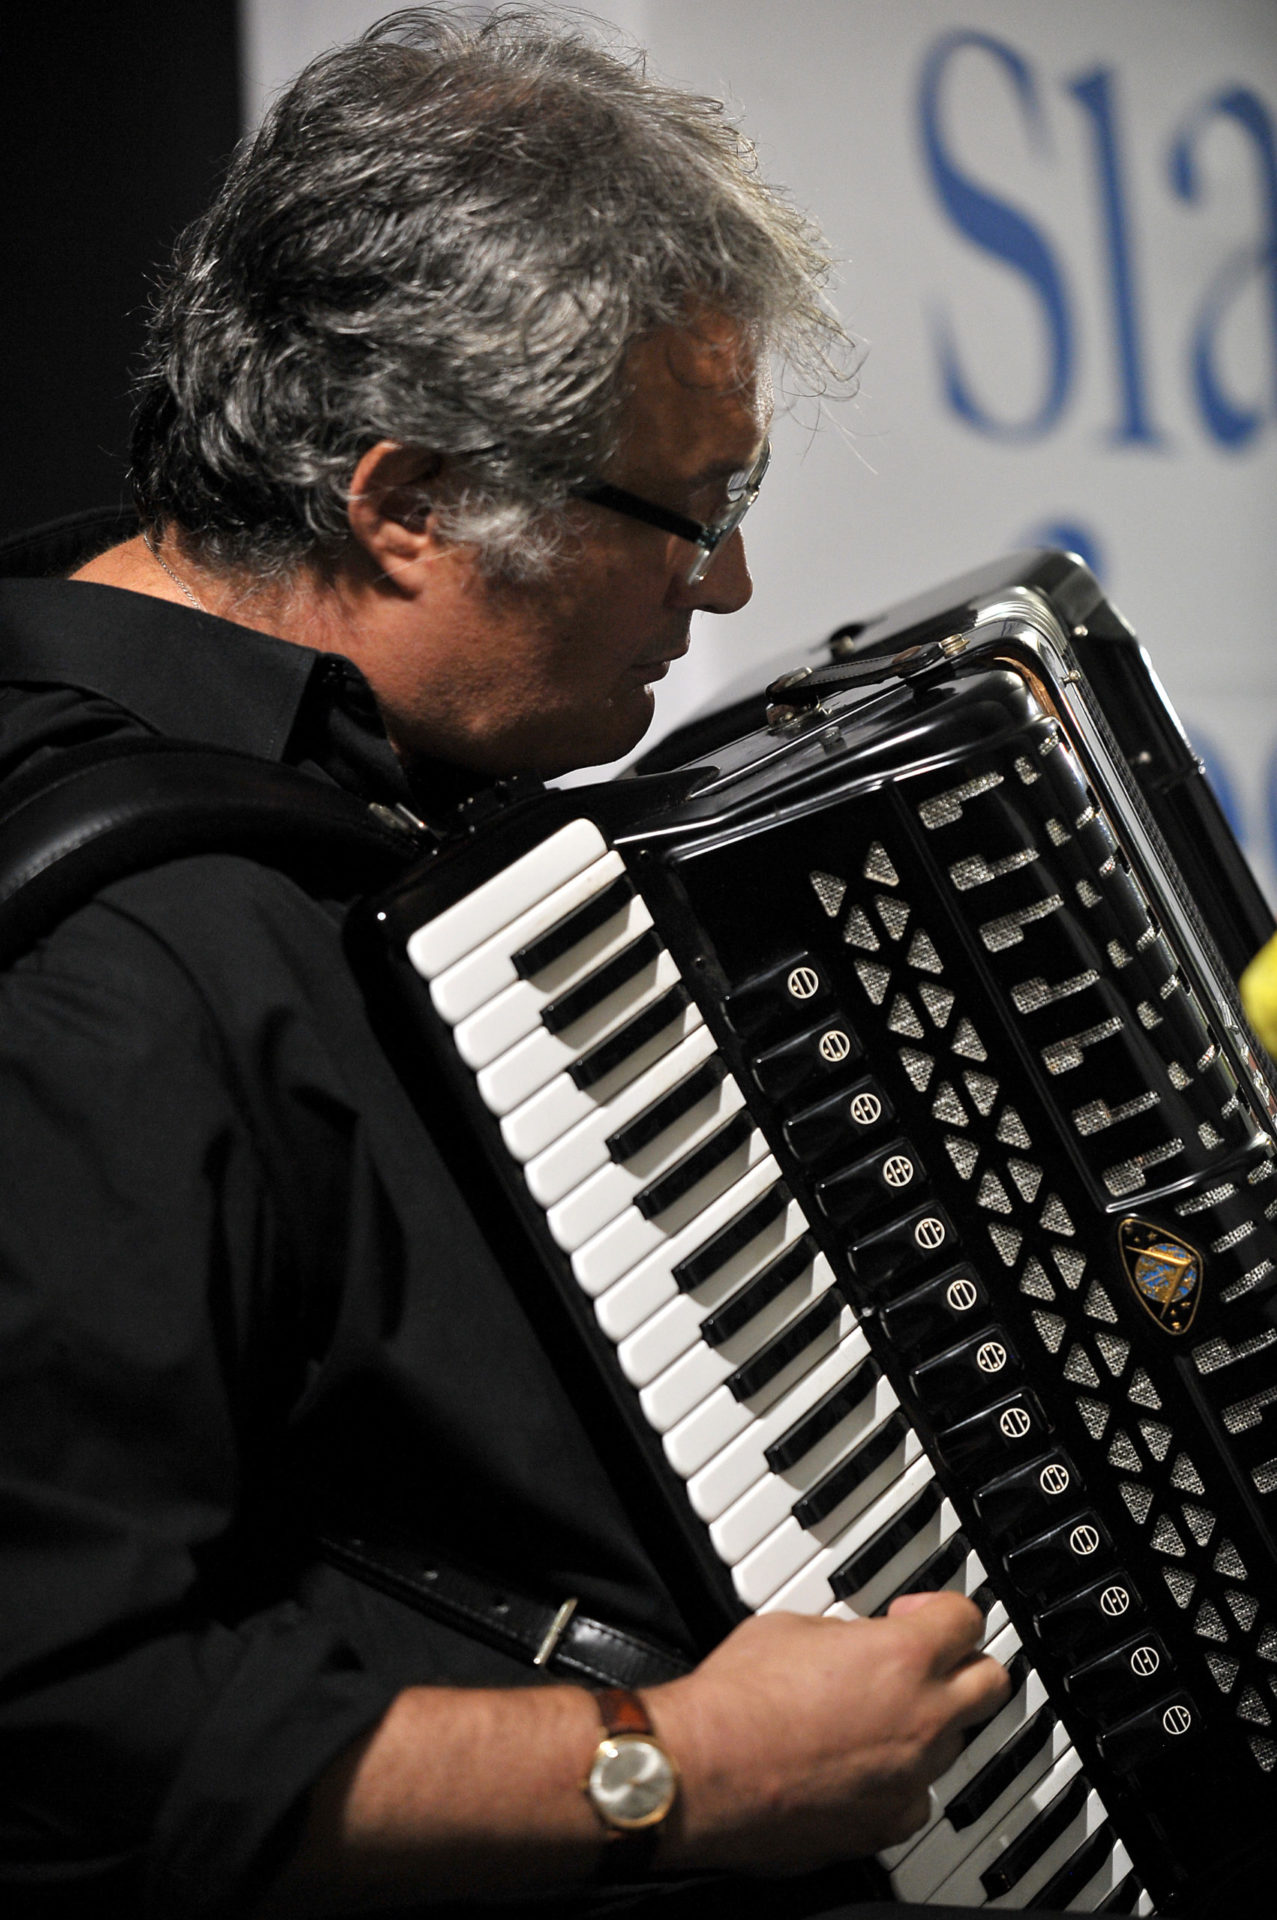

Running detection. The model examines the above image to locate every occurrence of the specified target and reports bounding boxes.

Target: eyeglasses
[571,439,770,585]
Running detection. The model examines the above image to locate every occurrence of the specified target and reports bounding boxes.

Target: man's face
[380,313,769,778]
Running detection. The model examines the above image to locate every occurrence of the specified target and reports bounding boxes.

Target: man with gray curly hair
[0,9,1008,1917]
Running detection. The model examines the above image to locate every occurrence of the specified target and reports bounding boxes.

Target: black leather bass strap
[319,1535,692,1689]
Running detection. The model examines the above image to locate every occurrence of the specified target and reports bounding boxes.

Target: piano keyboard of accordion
[357,585,1277,1913]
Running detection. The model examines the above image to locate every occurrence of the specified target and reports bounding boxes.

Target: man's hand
[262,1591,1009,1913]
[649,1591,1010,1872]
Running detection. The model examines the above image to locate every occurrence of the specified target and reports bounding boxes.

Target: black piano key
[540,928,661,1034]
[945,1705,1052,1830]
[634,1110,753,1221]
[726,1290,842,1402]
[672,1187,792,1298]
[697,1231,813,1341]
[569,983,690,1089]
[1004,1648,1032,1696]
[1101,1870,1146,1912]
[1034,1820,1117,1911]
[980,1773,1089,1901]
[605,1057,726,1163]
[792,1410,908,1529]
[828,1483,941,1601]
[873,1531,971,1613]
[764,1354,882,1473]
[511,873,634,978]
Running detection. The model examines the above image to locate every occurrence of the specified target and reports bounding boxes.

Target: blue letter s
[920,31,1074,440]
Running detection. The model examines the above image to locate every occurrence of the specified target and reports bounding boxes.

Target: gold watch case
[586,1731,679,1831]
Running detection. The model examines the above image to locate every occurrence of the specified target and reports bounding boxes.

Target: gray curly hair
[131,6,850,579]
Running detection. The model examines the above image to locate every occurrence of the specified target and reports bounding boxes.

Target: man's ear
[347,441,445,588]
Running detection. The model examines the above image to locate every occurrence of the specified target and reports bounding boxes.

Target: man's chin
[537,690,657,779]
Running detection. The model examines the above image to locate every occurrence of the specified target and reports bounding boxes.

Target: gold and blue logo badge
[1117,1219,1203,1335]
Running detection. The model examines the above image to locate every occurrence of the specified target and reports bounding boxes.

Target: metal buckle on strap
[533,1595,580,1667]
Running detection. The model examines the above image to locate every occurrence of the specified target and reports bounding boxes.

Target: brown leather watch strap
[594,1686,654,1737]
[587,1686,677,1882]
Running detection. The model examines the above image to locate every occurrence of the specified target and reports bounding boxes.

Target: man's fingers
[881,1786,935,1849]
[887,1588,986,1672]
[946,1649,1014,1729]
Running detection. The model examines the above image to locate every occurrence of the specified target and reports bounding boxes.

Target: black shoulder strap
[0,735,425,966]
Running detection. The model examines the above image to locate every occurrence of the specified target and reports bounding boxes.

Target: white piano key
[758,1460,946,1616]
[408,818,607,978]
[477,948,683,1114]
[668,1328,867,1489]
[988,1786,1109,1911]
[710,1383,911,1567]
[921,1746,1083,1909]
[453,893,655,1068]
[428,850,627,1023]
[606,1190,806,1390]
[684,1331,884,1516]
[675,1306,860,1493]
[501,1001,705,1163]
[637,1259,836,1430]
[573,1126,773,1298]
[622,1228,821,1397]
[588,1154,780,1320]
[547,1076,746,1252]
[980,1596,1010,1644]
[879,1621,1026,1873]
[523,1025,719,1204]
[1068,1838,1133,1911]
[731,1425,928,1608]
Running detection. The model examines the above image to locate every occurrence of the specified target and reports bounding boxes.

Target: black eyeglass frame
[571,440,770,584]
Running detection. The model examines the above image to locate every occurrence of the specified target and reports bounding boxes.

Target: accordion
[353,551,1277,1912]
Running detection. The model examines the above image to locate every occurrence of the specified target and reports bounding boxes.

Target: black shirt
[0,520,693,1916]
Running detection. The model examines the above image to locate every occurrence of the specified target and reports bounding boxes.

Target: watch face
[588,1734,678,1830]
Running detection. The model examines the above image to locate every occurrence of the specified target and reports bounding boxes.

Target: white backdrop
[245,1,1277,898]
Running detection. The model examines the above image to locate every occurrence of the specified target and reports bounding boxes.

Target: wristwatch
[584,1686,679,1869]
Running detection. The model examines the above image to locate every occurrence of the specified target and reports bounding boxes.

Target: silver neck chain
[143,531,208,615]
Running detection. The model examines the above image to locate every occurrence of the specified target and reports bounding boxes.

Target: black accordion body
[354,553,1277,1912]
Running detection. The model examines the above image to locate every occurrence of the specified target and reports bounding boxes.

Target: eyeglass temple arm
[571,483,710,549]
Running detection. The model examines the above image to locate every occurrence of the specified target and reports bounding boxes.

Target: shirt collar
[0,512,491,821]
[0,577,322,762]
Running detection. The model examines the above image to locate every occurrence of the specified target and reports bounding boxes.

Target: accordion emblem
[1118,1220,1203,1335]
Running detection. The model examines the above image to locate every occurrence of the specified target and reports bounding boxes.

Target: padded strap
[0,736,423,965]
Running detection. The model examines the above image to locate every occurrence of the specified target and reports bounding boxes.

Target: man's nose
[672,529,753,615]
